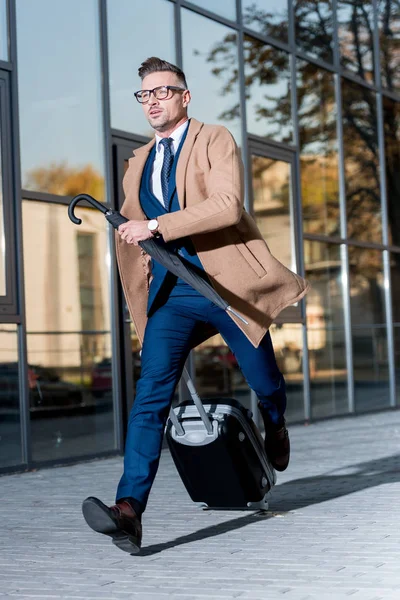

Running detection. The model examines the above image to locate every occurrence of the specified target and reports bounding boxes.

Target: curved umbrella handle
[68,193,109,224]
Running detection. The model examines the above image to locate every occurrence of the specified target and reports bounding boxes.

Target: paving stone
[1,409,400,599]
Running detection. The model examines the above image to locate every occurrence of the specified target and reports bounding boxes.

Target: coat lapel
[176,118,203,209]
[122,139,155,220]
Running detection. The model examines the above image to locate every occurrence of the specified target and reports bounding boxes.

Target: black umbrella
[68,194,248,325]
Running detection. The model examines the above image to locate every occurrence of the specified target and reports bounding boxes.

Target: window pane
[353,325,390,412]
[16,0,105,200]
[294,0,334,63]
[341,80,381,243]
[297,61,340,236]
[0,0,7,60]
[188,0,236,21]
[251,153,294,271]
[304,241,348,418]
[337,0,375,83]
[349,247,389,411]
[270,323,305,422]
[22,201,115,461]
[349,247,385,325]
[181,9,242,145]
[395,325,400,404]
[244,36,292,143]
[107,0,175,137]
[390,253,400,403]
[383,96,400,247]
[194,326,305,424]
[0,324,21,467]
[378,0,400,93]
[242,0,288,41]
[195,335,245,402]
[0,92,5,296]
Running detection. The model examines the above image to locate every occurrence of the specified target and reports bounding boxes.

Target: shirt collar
[155,119,189,152]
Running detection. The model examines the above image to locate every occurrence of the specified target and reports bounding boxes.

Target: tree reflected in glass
[342,80,381,243]
[294,0,334,63]
[378,0,400,93]
[297,61,339,236]
[337,0,375,83]
[244,36,292,141]
[383,97,400,248]
[242,0,288,41]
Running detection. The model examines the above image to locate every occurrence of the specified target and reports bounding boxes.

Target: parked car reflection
[90,352,141,398]
[0,362,84,414]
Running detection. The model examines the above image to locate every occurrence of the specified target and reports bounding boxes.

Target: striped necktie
[159,137,174,208]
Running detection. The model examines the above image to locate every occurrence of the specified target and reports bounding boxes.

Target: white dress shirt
[151,119,189,207]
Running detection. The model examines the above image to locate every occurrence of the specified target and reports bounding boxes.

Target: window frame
[0,69,17,316]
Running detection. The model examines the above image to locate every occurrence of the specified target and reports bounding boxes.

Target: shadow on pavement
[270,452,400,512]
[137,511,272,556]
[137,452,400,556]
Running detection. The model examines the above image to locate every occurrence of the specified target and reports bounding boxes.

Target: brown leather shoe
[82,497,142,554]
[264,421,290,471]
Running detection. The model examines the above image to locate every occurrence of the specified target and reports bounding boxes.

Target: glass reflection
[16,0,105,200]
[394,326,400,404]
[188,0,236,21]
[353,325,389,412]
[337,0,375,83]
[194,335,243,401]
[297,61,339,236]
[107,0,175,137]
[349,247,385,325]
[0,110,5,296]
[181,9,241,144]
[349,248,389,410]
[244,36,292,142]
[341,80,381,243]
[383,97,400,247]
[251,154,294,270]
[270,323,304,422]
[391,253,400,324]
[242,0,288,41]
[194,327,304,424]
[0,324,22,467]
[22,201,115,461]
[0,0,7,60]
[294,0,334,63]
[390,253,400,403]
[304,241,348,418]
[378,0,400,93]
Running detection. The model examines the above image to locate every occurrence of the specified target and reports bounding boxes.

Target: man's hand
[118,220,154,245]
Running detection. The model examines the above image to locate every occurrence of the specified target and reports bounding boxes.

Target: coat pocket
[235,236,267,278]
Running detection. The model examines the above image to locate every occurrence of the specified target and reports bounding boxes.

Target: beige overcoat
[116,118,310,348]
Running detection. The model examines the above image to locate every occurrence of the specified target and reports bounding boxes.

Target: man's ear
[182,90,191,108]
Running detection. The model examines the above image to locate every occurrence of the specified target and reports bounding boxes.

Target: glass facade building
[1,0,399,471]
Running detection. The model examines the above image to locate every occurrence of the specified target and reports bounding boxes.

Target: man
[82,57,309,554]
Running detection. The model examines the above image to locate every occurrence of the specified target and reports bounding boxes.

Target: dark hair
[138,57,188,88]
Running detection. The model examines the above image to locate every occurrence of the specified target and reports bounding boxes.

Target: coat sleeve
[156,126,244,242]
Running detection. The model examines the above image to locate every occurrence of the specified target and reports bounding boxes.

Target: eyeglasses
[134,85,186,104]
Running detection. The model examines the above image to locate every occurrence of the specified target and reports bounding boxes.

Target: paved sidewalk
[1,410,400,600]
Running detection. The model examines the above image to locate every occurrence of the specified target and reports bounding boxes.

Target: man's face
[141,71,190,132]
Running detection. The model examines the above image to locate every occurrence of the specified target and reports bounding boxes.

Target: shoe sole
[82,497,141,554]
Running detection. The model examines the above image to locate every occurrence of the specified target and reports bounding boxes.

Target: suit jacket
[116,118,310,348]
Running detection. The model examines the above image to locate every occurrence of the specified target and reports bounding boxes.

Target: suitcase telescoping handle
[168,367,213,436]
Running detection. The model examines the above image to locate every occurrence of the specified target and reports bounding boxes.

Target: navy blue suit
[116,130,286,512]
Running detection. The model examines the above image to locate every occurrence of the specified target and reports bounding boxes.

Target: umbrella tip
[227,306,248,325]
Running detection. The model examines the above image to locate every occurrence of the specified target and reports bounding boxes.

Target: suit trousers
[116,283,286,510]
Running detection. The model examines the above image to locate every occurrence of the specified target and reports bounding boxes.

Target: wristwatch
[147,219,161,238]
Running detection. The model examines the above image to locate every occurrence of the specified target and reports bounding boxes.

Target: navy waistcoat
[139,125,207,315]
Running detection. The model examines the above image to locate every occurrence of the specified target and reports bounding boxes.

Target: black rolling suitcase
[166,368,276,510]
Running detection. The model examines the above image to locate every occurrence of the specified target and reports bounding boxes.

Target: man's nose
[149,92,160,106]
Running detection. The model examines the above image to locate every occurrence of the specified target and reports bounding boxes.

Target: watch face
[148,220,158,231]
